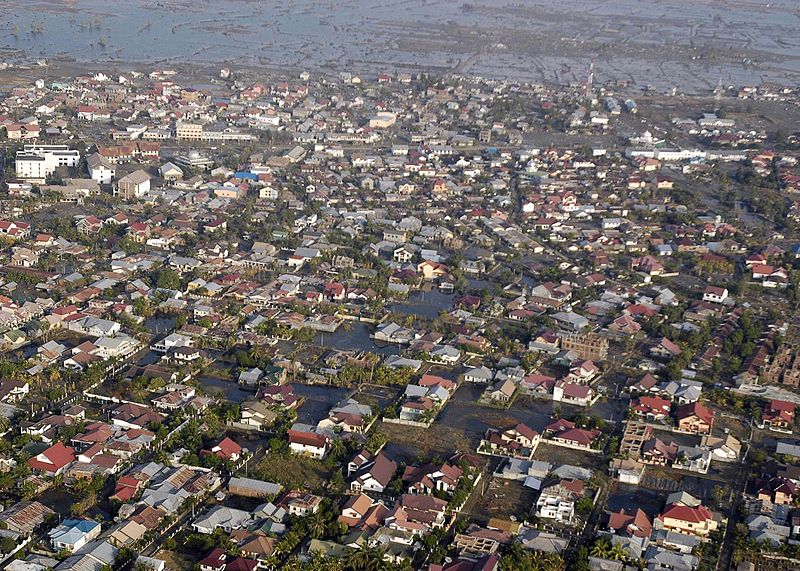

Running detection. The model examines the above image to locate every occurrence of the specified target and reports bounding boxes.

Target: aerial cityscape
[0,1,799,570]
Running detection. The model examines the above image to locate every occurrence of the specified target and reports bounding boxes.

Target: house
[673,445,712,474]
[631,396,672,422]
[88,153,115,184]
[700,434,741,462]
[553,381,595,407]
[483,378,516,403]
[288,429,328,459]
[547,424,600,451]
[651,337,682,359]
[350,452,397,494]
[641,438,679,466]
[763,400,795,431]
[28,442,75,476]
[198,549,258,571]
[757,477,797,506]
[403,462,463,495]
[0,380,30,403]
[117,169,151,199]
[257,384,299,409]
[0,501,55,535]
[199,548,228,571]
[193,506,252,534]
[240,401,278,431]
[280,491,322,516]
[76,215,104,235]
[480,423,540,459]
[702,286,729,304]
[338,493,390,531]
[656,503,718,537]
[49,518,101,552]
[536,480,584,524]
[464,366,494,384]
[674,402,714,435]
[386,494,448,535]
[201,437,242,462]
[159,162,184,181]
[429,555,500,571]
[111,402,164,429]
[608,508,653,539]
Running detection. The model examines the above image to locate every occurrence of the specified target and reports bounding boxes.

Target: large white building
[15,145,80,182]
[87,152,115,184]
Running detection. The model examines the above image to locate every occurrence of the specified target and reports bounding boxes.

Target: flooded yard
[292,384,351,425]
[198,374,254,403]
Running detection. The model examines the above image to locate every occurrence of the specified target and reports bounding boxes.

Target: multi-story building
[15,145,80,183]
[175,121,204,140]
[559,332,609,361]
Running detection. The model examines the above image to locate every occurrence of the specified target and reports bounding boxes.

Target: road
[716,428,752,571]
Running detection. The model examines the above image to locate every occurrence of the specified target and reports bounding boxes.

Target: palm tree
[249,343,265,364]
[590,537,612,558]
[307,510,327,539]
[346,546,385,571]
[608,542,628,562]
[329,438,346,460]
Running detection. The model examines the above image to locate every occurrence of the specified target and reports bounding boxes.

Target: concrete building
[15,145,80,183]
[116,169,151,200]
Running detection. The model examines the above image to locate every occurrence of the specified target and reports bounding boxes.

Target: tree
[156,268,181,290]
[500,542,566,571]
[590,537,611,558]
[307,510,327,540]
[608,542,628,562]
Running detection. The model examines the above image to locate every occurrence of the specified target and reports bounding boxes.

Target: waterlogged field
[0,0,799,91]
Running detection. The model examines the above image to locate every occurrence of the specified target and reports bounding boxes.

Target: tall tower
[585,61,594,100]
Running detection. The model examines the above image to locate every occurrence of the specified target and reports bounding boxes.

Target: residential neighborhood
[0,23,798,571]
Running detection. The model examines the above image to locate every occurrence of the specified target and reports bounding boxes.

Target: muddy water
[2,0,799,91]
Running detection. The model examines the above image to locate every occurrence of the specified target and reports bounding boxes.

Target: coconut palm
[590,537,612,558]
[307,510,328,539]
[345,546,385,571]
[608,542,628,561]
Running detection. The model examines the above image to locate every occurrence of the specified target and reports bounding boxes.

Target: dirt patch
[467,477,537,524]
[154,550,193,571]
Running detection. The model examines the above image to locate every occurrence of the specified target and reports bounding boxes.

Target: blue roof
[234,172,258,181]
[63,518,101,532]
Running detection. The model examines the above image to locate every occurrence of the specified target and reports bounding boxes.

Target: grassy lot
[251,452,330,491]
[380,420,476,462]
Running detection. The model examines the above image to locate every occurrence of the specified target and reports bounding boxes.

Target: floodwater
[314,322,397,355]
[2,0,799,91]
[198,374,254,402]
[388,289,453,320]
[292,383,351,424]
